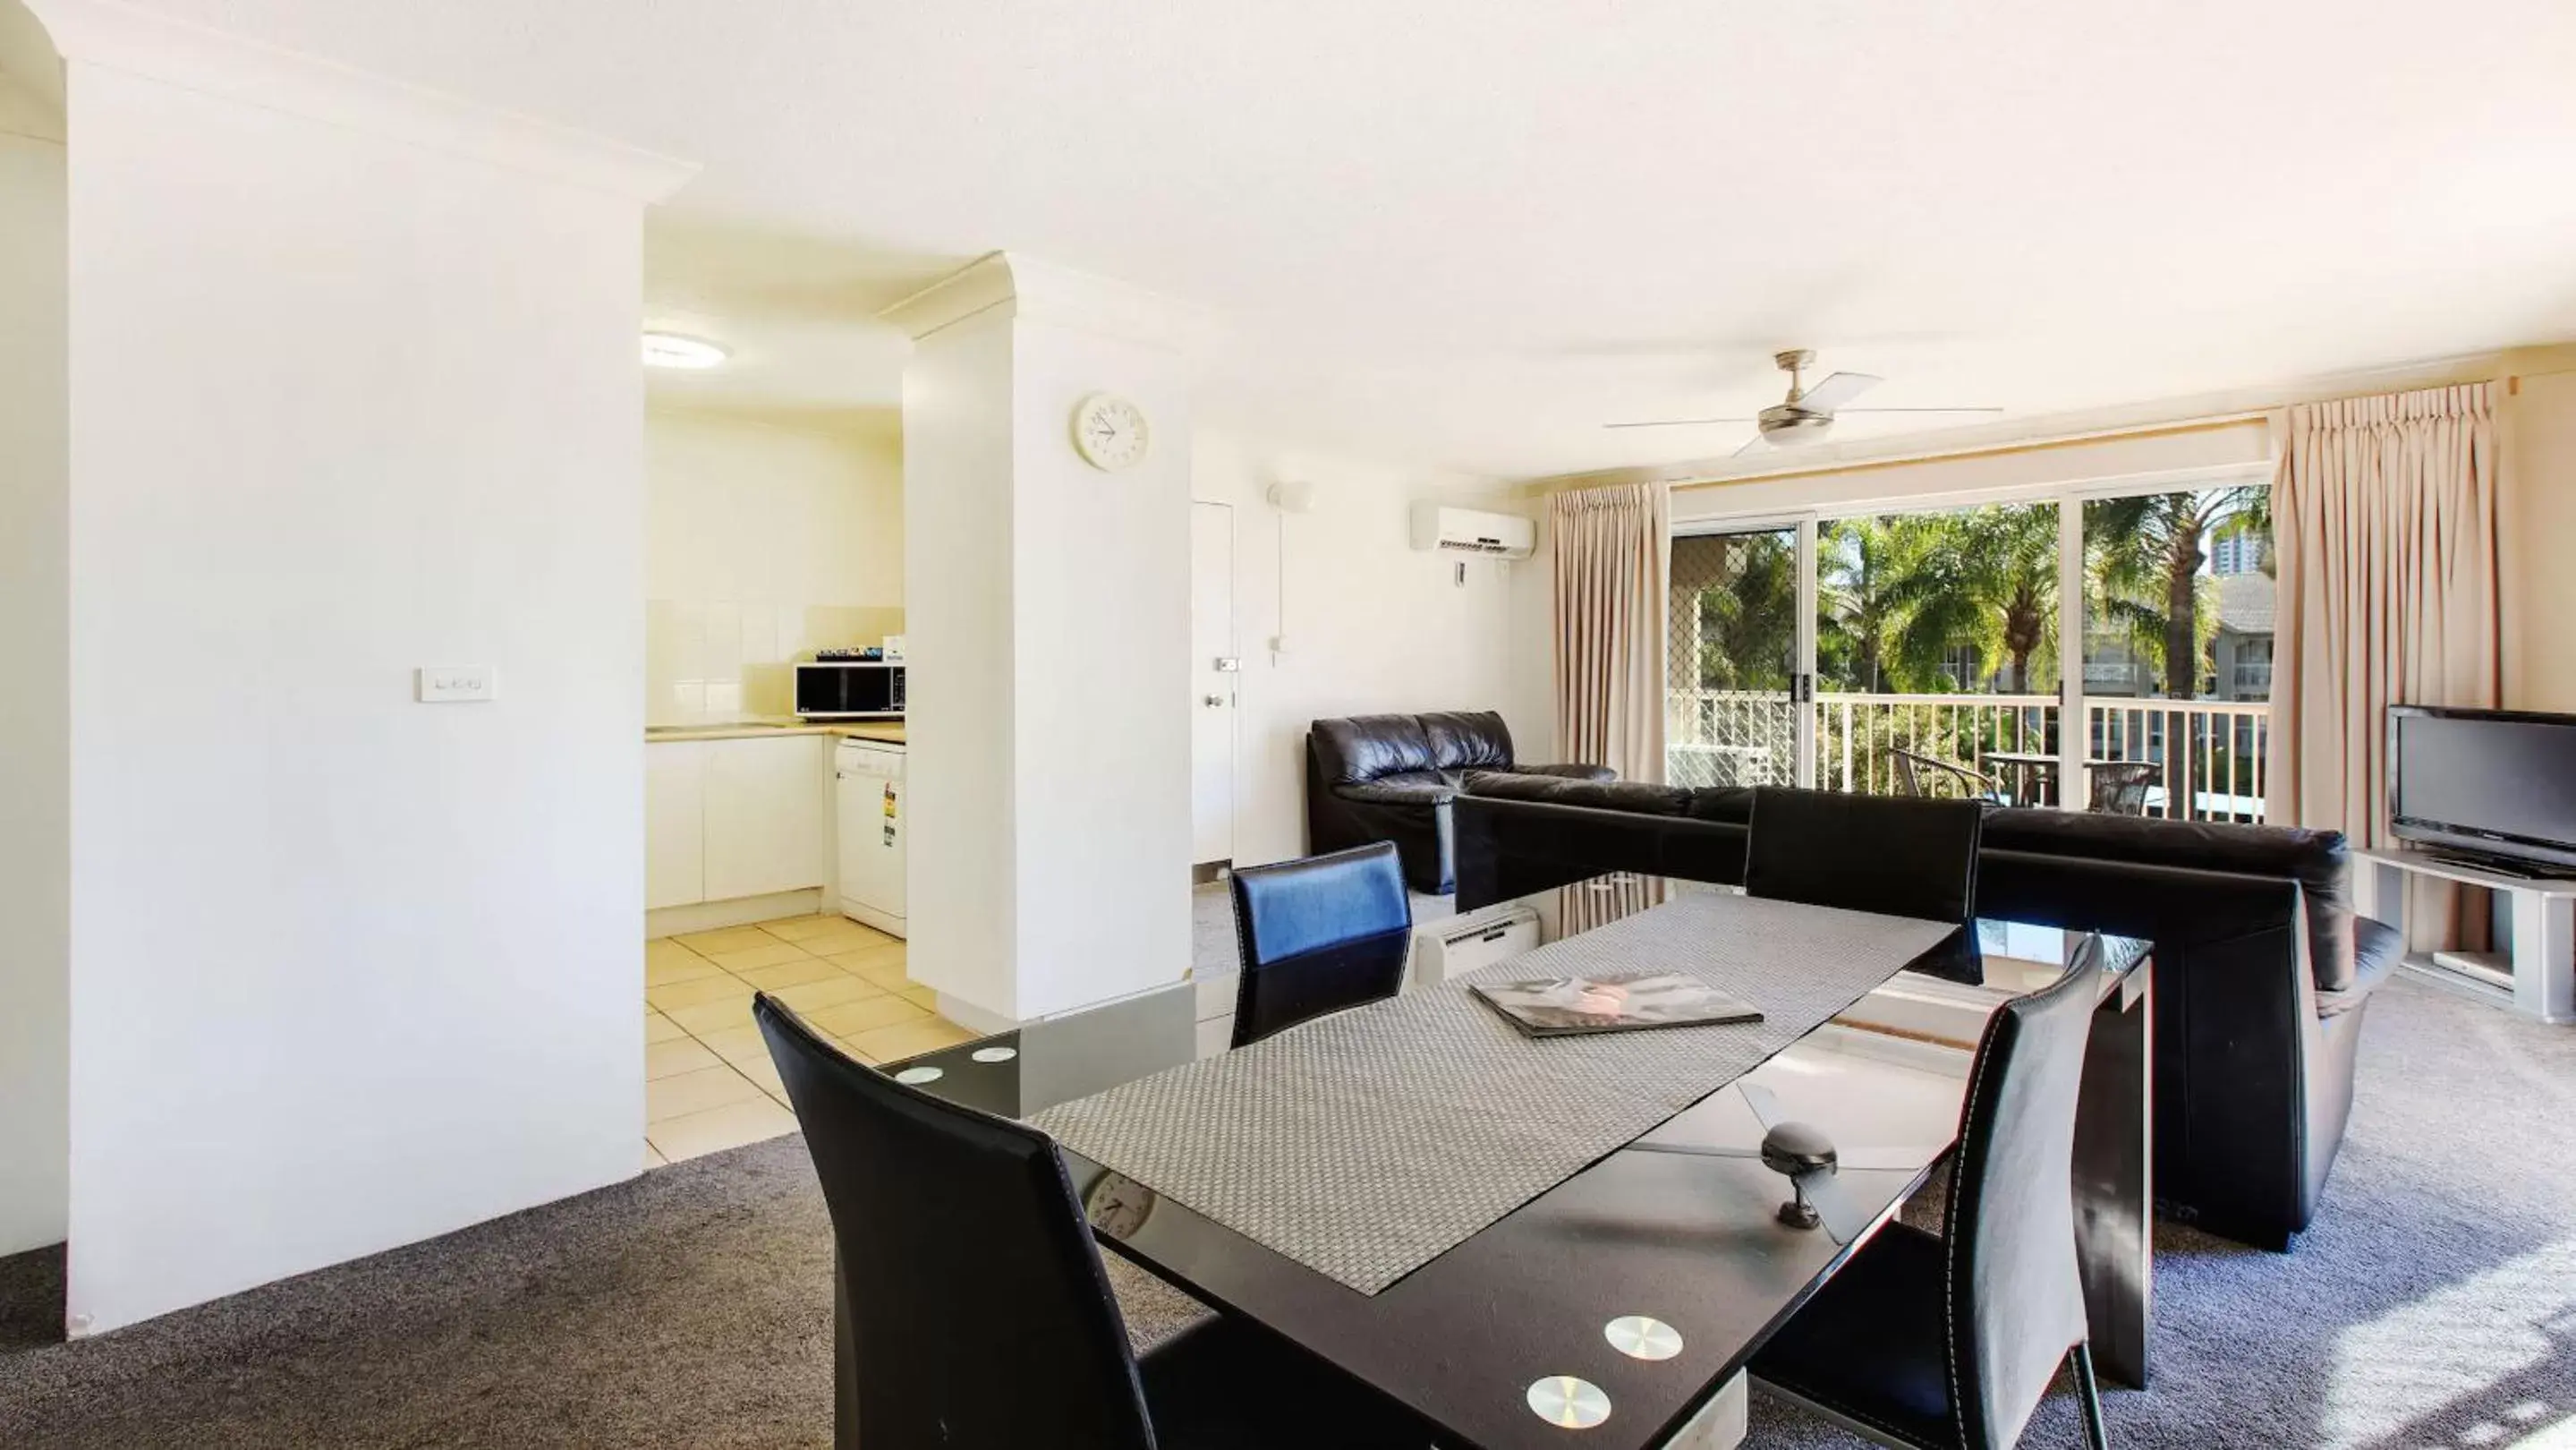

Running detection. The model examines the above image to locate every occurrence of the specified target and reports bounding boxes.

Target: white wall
[0,62,68,1259]
[901,311,1021,1019]
[1008,318,1194,1019]
[60,56,671,1332]
[645,406,904,723]
[1193,431,1552,868]
[1666,418,2274,525]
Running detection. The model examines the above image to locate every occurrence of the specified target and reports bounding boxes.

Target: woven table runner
[1030,891,1957,1294]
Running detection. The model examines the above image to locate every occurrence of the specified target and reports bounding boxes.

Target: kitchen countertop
[645,718,905,745]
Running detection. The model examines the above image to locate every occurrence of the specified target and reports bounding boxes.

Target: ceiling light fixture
[642,332,728,370]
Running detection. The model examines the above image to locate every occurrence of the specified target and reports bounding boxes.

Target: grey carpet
[3,975,2571,1448]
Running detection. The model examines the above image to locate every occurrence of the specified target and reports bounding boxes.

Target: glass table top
[880,878,2147,1450]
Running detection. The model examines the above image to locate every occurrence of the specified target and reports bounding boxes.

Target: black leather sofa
[1305,712,1612,895]
[1452,776,2400,1250]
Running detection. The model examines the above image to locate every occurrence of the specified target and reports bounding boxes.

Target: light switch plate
[416,666,497,703]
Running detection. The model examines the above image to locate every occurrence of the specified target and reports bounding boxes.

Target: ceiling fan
[1606,348,2003,456]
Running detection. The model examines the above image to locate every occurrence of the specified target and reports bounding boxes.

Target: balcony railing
[1667,689,2271,823]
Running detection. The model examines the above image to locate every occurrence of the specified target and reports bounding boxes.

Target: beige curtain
[2267,382,2500,944]
[1550,482,1671,783]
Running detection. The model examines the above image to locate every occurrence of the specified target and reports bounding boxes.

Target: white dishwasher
[835,738,907,938]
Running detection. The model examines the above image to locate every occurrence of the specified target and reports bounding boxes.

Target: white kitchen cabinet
[644,740,709,908]
[701,735,829,901]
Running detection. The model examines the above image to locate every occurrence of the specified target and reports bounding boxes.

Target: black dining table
[876,877,2152,1450]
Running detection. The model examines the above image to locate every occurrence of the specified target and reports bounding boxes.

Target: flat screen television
[2389,706,2576,874]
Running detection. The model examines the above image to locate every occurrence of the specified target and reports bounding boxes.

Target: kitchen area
[637,398,970,1164]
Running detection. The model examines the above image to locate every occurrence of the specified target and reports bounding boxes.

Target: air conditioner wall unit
[1411,503,1535,560]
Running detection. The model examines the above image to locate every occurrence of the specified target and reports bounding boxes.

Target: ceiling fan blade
[1730,434,1772,459]
[1799,1171,1881,1245]
[1603,417,1757,430]
[1832,405,2006,415]
[1623,1140,1761,1162]
[1793,371,1882,415]
[1737,1081,1785,1130]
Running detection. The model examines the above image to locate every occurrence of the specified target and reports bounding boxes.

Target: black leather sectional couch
[1305,712,1611,895]
[1452,775,2400,1250]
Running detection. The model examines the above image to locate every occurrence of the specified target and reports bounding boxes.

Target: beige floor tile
[646,955,728,987]
[646,1036,723,1079]
[733,956,844,993]
[647,1096,799,1163]
[675,925,777,955]
[735,1053,790,1102]
[832,952,914,994]
[792,923,895,957]
[647,1063,768,1122]
[831,1036,880,1064]
[900,985,939,1011]
[643,1011,689,1045]
[643,1139,668,1169]
[848,1017,976,1063]
[808,995,930,1038]
[706,941,812,973]
[694,1023,772,1066]
[758,914,847,943]
[646,976,755,1012]
[645,938,705,968]
[769,975,885,1013]
[664,994,759,1036]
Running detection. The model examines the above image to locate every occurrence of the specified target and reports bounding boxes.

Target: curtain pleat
[1550,482,1671,783]
[2266,382,2499,947]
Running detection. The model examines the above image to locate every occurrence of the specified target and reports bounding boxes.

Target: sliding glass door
[1812,501,2062,800]
[1670,474,2273,820]
[1664,523,1810,789]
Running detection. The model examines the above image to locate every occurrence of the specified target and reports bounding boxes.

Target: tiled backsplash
[646,600,905,724]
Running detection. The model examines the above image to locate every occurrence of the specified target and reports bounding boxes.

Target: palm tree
[1817,516,1962,693]
[1884,504,2059,695]
[2085,487,2270,700]
[1691,531,1797,690]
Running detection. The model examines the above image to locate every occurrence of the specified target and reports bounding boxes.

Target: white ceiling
[98,0,2576,477]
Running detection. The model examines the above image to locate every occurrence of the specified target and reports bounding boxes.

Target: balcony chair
[2087,762,2158,816]
[1892,747,2006,805]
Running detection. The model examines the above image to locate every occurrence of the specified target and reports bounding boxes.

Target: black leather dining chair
[752,994,1438,1450]
[1749,952,2112,1450]
[1746,787,1985,925]
[1228,841,1413,1048]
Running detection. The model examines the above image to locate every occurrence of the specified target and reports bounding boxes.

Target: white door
[1190,501,1238,866]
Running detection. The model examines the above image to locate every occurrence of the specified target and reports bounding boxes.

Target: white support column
[887,256,1197,1025]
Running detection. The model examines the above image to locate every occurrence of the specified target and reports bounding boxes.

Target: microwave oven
[795,661,905,719]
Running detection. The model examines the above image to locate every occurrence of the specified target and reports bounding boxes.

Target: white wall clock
[1070,392,1151,472]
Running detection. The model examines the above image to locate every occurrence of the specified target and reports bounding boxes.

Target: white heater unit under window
[1412,905,1540,987]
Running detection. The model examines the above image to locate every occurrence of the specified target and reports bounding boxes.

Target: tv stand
[2353,848,2574,1023]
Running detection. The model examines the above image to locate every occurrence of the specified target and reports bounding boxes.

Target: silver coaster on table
[971,1046,1017,1063]
[1526,1376,1611,1429]
[1604,1315,1682,1360]
[892,1066,943,1085]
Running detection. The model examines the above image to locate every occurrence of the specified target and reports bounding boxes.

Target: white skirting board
[646,888,823,940]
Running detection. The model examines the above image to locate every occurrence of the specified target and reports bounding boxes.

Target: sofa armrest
[1515,763,1618,783]
[2318,917,2401,1019]
[1334,780,1455,806]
